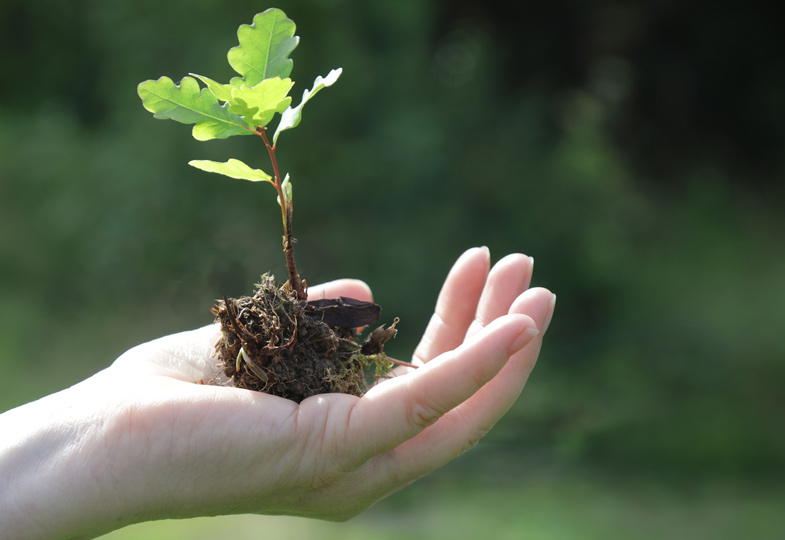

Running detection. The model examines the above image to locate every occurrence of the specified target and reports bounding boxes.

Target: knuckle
[461,426,491,454]
[406,395,444,431]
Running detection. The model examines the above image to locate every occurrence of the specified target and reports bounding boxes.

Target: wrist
[0,374,141,539]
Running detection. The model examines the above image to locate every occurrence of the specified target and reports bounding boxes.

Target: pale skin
[0,247,555,540]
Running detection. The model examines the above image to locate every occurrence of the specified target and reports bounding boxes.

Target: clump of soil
[211,274,397,403]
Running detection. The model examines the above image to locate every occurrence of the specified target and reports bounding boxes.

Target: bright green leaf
[228,8,299,87]
[190,73,243,103]
[138,76,253,141]
[273,68,342,145]
[229,77,294,127]
[188,158,272,183]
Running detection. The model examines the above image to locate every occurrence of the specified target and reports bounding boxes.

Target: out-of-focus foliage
[1,0,783,489]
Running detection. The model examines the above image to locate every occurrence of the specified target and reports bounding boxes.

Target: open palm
[74,247,555,531]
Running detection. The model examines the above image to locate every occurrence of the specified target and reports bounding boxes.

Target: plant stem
[257,126,305,300]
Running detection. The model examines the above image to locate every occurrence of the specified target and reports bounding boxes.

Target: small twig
[387,358,419,369]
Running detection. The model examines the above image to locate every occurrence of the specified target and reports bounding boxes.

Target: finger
[466,253,534,339]
[395,249,521,378]
[307,279,373,302]
[372,288,555,481]
[344,313,539,464]
[454,289,555,417]
[412,247,490,365]
[441,288,554,433]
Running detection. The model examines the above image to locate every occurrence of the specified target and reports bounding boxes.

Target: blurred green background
[2,0,783,538]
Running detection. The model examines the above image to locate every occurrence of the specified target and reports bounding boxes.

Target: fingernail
[543,294,556,334]
[509,326,539,355]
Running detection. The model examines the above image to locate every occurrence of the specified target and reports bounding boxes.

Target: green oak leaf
[189,74,292,127]
[229,77,294,127]
[228,8,299,87]
[138,76,252,141]
[273,68,342,144]
[188,158,272,183]
[189,73,244,103]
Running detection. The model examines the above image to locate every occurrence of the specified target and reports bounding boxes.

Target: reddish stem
[387,358,419,369]
[256,126,305,300]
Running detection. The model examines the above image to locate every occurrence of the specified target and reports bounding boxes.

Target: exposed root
[211,274,400,403]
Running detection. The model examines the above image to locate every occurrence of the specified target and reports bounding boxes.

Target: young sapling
[138,8,406,402]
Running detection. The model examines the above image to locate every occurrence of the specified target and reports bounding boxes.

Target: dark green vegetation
[1,1,783,537]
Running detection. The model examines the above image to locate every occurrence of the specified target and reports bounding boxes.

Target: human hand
[0,247,554,540]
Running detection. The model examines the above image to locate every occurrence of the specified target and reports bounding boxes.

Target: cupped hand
[13,248,554,538]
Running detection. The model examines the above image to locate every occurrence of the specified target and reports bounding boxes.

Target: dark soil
[211,275,397,403]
